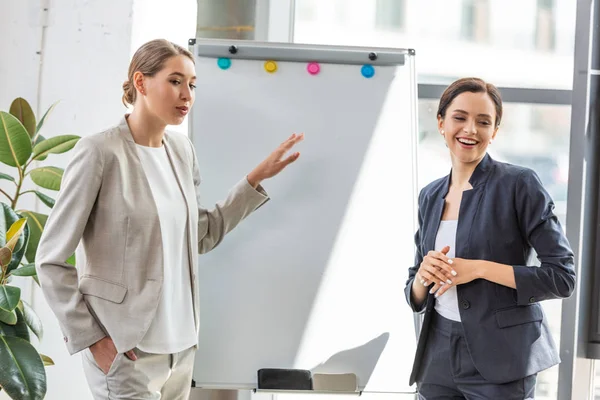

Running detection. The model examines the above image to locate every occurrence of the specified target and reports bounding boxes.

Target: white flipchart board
[189,39,419,394]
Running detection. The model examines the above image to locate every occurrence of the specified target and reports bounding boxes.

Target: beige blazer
[36,117,269,355]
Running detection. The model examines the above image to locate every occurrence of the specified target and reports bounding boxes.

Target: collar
[117,114,170,145]
[440,153,493,197]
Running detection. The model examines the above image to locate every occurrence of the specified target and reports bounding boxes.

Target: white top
[135,143,197,354]
[433,220,461,322]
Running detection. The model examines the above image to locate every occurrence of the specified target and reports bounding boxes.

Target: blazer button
[529,297,536,303]
[63,336,68,343]
[461,300,470,309]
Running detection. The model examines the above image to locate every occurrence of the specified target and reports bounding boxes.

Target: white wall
[0,0,196,398]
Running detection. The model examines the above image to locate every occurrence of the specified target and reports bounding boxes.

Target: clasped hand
[416,246,480,297]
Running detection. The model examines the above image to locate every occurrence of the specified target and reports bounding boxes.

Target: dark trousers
[417,311,537,400]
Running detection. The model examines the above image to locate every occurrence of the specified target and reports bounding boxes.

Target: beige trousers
[82,346,195,400]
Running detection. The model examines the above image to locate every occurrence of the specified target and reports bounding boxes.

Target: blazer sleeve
[189,142,270,254]
[404,189,427,313]
[512,169,576,306]
[35,138,106,354]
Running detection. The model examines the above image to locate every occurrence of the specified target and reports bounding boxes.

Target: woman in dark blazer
[404,77,576,399]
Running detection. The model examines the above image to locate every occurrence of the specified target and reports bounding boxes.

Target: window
[375,0,405,31]
[294,0,575,89]
[595,362,600,399]
[461,0,490,43]
[295,0,316,21]
[535,0,556,51]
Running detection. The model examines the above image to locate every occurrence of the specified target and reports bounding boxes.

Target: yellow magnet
[264,60,278,73]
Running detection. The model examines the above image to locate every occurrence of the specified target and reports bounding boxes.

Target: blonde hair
[122,39,195,107]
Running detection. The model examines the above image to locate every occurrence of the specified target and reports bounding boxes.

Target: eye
[190,84,196,90]
[170,80,181,85]
[453,116,465,121]
[479,120,491,126]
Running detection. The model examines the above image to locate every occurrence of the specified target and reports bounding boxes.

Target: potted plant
[0,97,80,400]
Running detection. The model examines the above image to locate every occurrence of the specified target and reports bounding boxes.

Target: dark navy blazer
[404,153,576,385]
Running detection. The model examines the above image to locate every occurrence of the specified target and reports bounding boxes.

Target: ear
[437,114,444,135]
[133,71,145,95]
[491,126,499,141]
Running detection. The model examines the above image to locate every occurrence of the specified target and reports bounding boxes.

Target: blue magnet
[217,58,232,70]
[361,64,375,78]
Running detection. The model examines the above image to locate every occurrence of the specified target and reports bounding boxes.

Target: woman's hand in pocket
[89,337,137,374]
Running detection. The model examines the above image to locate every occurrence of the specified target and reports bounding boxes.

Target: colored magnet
[361,65,375,78]
[264,60,278,73]
[217,58,232,70]
[307,62,321,75]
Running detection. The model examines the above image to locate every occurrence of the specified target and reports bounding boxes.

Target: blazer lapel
[424,197,445,254]
[116,116,161,217]
[456,187,485,258]
[456,154,493,258]
[423,175,450,254]
[162,136,191,217]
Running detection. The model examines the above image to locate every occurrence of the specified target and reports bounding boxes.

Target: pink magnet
[307,62,320,75]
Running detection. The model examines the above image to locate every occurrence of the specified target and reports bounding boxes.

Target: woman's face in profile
[438,91,498,165]
[142,55,197,126]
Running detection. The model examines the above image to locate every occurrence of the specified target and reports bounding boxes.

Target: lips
[176,106,189,116]
[457,137,479,146]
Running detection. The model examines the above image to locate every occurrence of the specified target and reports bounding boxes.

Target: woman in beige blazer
[36,39,304,399]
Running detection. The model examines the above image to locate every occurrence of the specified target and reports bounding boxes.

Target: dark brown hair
[437,77,503,128]
[122,39,195,107]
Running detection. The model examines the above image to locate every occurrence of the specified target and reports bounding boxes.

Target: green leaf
[0,172,15,184]
[33,191,54,209]
[40,354,54,367]
[29,167,63,191]
[9,98,36,138]
[34,101,59,138]
[0,203,21,258]
[66,253,76,266]
[0,203,20,245]
[0,286,21,312]
[10,264,37,277]
[6,222,29,273]
[33,134,46,148]
[0,111,33,167]
[0,308,17,325]
[0,203,19,245]
[0,336,47,400]
[0,307,30,341]
[6,218,27,252]
[32,135,80,161]
[21,211,47,264]
[19,300,42,341]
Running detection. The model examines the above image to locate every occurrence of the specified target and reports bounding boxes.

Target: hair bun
[122,80,134,107]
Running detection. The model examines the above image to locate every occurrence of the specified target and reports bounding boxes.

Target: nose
[180,86,192,102]
[464,119,477,134]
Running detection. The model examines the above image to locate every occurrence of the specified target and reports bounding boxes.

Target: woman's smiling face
[438,91,499,165]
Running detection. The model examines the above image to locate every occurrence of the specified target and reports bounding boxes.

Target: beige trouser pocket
[82,346,195,400]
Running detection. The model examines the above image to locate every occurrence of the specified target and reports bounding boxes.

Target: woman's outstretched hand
[247,133,304,188]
